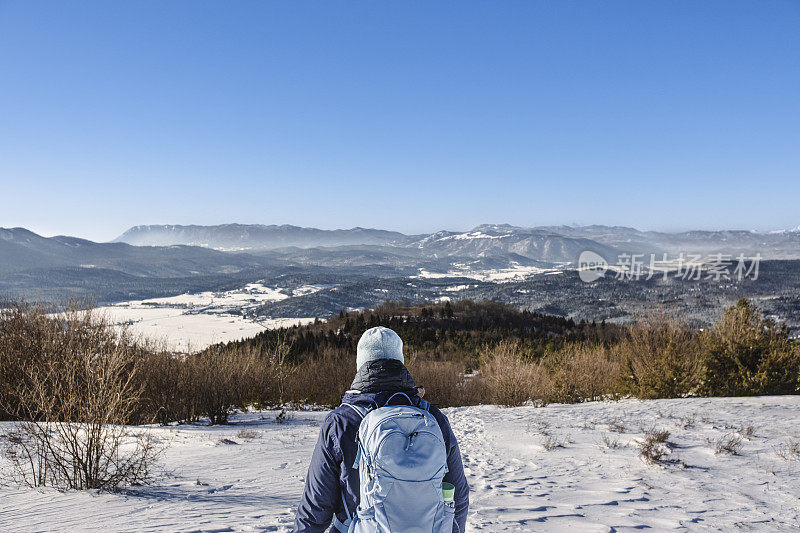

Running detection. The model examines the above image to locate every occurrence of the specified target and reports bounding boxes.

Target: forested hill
[221,300,623,367]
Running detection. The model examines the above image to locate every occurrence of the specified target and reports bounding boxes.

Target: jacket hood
[345,358,418,408]
[349,358,416,394]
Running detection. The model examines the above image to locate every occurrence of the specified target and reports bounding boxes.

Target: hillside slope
[1,397,798,531]
[0,227,277,277]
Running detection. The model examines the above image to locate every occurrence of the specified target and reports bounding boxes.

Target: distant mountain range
[532,224,800,258]
[112,223,800,259]
[0,227,276,277]
[3,222,800,307]
[110,223,621,263]
[113,224,412,250]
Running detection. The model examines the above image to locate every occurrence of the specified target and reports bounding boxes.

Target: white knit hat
[356,326,404,370]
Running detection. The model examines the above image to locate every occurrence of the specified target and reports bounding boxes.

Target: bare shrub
[285,347,355,407]
[638,428,672,464]
[606,418,626,433]
[526,418,550,436]
[481,342,544,407]
[638,440,666,464]
[406,353,487,407]
[541,343,622,404]
[257,335,295,406]
[677,414,696,429]
[775,439,800,461]
[541,435,566,450]
[645,427,671,444]
[0,303,163,489]
[709,433,743,455]
[185,345,260,425]
[618,313,701,399]
[137,348,196,425]
[236,429,260,440]
[738,424,756,438]
[601,434,621,449]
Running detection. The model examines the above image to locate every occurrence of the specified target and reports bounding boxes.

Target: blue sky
[1,1,798,241]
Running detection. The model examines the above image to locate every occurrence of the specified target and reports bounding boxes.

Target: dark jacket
[293,360,470,532]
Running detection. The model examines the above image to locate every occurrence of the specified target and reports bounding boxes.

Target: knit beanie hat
[356,326,404,370]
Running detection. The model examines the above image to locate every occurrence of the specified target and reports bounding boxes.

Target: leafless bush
[775,439,800,461]
[406,353,487,407]
[677,414,696,429]
[0,303,164,489]
[236,429,260,440]
[709,433,743,455]
[137,348,196,425]
[481,342,542,407]
[135,334,293,423]
[541,343,622,404]
[541,435,566,450]
[256,334,295,406]
[645,427,671,444]
[638,429,671,464]
[738,424,756,438]
[284,347,355,406]
[187,345,264,425]
[607,418,626,433]
[526,418,550,436]
[601,434,621,449]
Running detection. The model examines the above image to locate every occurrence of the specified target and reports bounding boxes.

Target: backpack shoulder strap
[342,402,371,420]
[418,398,431,411]
[337,401,375,518]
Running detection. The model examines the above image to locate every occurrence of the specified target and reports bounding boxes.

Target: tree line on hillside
[227,300,625,369]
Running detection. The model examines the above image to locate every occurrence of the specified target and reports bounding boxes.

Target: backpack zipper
[405,431,419,450]
[360,409,429,446]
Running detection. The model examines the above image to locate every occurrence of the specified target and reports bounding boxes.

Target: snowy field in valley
[94,283,318,351]
[2,396,799,532]
[415,263,564,283]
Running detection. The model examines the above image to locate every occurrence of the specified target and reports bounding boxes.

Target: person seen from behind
[293,326,469,532]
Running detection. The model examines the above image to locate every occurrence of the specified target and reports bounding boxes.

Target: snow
[415,264,562,282]
[132,283,289,308]
[769,225,800,234]
[445,284,475,292]
[94,283,311,351]
[291,284,331,297]
[449,232,513,241]
[2,396,799,531]
[94,306,269,351]
[416,269,453,279]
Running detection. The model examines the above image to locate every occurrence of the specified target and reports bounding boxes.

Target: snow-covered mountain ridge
[112,222,800,260]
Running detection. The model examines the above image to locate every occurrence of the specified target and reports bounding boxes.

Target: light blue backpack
[333,393,456,533]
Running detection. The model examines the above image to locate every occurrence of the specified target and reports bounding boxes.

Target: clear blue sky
[1,1,798,241]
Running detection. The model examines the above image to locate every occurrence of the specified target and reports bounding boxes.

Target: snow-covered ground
[2,397,799,531]
[95,283,315,351]
[416,263,563,283]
